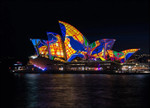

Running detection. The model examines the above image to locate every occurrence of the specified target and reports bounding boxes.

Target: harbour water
[1,73,150,108]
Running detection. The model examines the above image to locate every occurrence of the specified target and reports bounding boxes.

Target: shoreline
[11,70,150,74]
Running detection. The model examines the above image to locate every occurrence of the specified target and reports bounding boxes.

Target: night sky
[0,0,149,58]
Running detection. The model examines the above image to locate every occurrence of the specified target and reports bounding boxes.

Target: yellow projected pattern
[64,38,76,59]
[59,21,84,44]
[49,34,64,58]
[59,21,87,60]
[90,40,101,53]
[120,49,139,60]
[122,49,139,54]
[38,46,48,58]
[92,48,107,61]
[107,50,114,58]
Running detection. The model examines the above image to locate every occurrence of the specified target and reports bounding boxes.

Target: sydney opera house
[29,21,139,72]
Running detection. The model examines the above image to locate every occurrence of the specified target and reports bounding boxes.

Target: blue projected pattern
[59,23,66,42]
[30,21,139,63]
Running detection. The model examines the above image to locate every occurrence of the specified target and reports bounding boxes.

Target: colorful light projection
[31,33,66,60]
[107,50,116,61]
[59,21,88,61]
[30,39,41,55]
[90,40,104,60]
[30,21,140,63]
[47,32,65,59]
[38,40,49,58]
[90,39,115,61]
[122,49,140,62]
[30,39,49,58]
[99,39,115,60]
[107,49,140,63]
[59,21,89,47]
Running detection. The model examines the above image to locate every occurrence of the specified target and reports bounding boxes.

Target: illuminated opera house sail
[30,20,140,65]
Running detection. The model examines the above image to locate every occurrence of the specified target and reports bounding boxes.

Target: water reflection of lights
[136,75,146,78]
[46,74,77,107]
[13,74,150,107]
[25,74,38,107]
